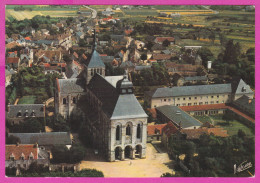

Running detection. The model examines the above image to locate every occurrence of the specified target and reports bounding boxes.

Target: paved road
[80,143,174,177]
[83,5,97,18]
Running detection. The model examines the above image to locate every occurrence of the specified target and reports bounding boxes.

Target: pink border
[0,0,258,182]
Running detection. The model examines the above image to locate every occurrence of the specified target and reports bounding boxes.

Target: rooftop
[6,144,38,160]
[8,132,72,146]
[156,105,202,129]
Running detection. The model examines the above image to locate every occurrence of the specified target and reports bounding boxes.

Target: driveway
[79,143,174,177]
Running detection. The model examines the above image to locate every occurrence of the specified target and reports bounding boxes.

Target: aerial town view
[5,5,255,177]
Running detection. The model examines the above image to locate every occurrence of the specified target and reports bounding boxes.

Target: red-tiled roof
[5,144,38,160]
[155,37,175,43]
[153,54,171,60]
[181,127,228,139]
[73,60,83,69]
[125,29,133,35]
[6,57,20,64]
[147,124,167,135]
[73,52,79,59]
[162,122,179,137]
[24,37,31,41]
[180,104,228,112]
[100,54,108,56]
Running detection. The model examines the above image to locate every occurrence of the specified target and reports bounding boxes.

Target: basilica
[55,40,148,161]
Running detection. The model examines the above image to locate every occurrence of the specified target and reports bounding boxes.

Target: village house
[6,57,20,70]
[8,132,72,151]
[147,124,167,143]
[154,37,175,45]
[7,104,45,125]
[5,144,49,171]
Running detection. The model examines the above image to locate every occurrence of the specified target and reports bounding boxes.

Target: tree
[197,47,214,67]
[6,135,21,144]
[222,111,233,125]
[140,53,147,61]
[246,47,255,62]
[208,32,216,44]
[162,39,170,47]
[237,129,246,139]
[223,40,241,64]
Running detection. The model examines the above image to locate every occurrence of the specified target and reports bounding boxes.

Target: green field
[18,95,36,104]
[194,114,254,137]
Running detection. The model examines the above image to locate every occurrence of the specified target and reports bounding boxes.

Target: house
[164,62,203,76]
[8,132,72,150]
[5,144,49,171]
[147,124,167,142]
[5,67,16,87]
[120,60,135,73]
[154,37,175,45]
[232,95,255,118]
[135,65,152,73]
[161,122,182,149]
[181,127,228,139]
[35,50,63,63]
[175,76,208,86]
[6,57,20,70]
[156,105,202,129]
[65,60,84,78]
[7,104,45,125]
[152,53,171,62]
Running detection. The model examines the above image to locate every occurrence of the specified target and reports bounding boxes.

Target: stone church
[55,40,148,161]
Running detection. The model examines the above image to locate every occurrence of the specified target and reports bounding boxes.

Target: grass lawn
[18,95,36,104]
[194,114,254,137]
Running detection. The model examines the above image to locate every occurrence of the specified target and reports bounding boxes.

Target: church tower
[84,29,105,84]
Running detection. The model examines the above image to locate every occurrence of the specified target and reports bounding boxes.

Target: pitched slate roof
[135,65,152,71]
[234,79,254,95]
[111,94,148,120]
[120,61,134,68]
[8,132,72,146]
[100,56,115,63]
[148,84,232,98]
[104,76,124,88]
[6,144,38,160]
[8,104,45,118]
[57,78,85,94]
[156,105,202,129]
[233,95,255,114]
[184,76,207,81]
[85,50,105,68]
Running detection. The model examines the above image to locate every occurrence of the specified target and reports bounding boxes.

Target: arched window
[63,98,66,104]
[100,69,102,75]
[116,125,120,140]
[126,124,131,135]
[137,124,141,139]
[73,97,76,104]
[91,69,94,76]
[94,68,97,74]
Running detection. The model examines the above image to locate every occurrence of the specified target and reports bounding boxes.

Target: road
[83,5,97,18]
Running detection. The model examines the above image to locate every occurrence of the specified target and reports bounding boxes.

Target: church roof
[111,94,148,120]
[57,78,85,94]
[86,50,105,68]
[87,74,147,120]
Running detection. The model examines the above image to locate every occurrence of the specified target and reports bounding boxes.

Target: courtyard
[79,143,174,177]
